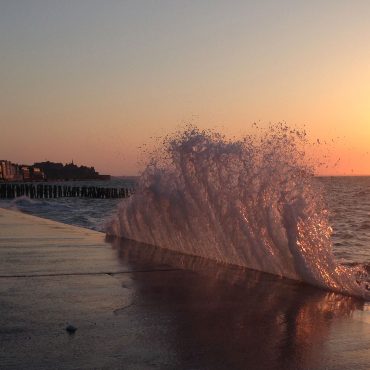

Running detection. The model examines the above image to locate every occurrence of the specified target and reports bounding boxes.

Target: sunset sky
[1,1,370,175]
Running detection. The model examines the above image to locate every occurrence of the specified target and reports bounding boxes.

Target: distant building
[0,160,11,181]
[0,160,22,182]
[20,166,31,181]
[0,161,45,182]
[0,160,108,182]
[34,161,109,181]
[31,167,45,181]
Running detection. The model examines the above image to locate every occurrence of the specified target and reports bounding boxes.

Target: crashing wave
[107,124,370,299]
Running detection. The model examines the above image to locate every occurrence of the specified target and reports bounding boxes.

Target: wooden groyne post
[0,183,135,200]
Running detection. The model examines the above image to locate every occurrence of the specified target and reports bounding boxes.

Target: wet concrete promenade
[0,208,370,369]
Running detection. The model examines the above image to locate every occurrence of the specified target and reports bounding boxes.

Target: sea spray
[107,124,369,299]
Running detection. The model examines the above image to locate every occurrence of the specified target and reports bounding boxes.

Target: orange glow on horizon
[1,1,370,176]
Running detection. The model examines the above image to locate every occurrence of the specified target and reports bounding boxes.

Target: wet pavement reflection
[107,237,370,370]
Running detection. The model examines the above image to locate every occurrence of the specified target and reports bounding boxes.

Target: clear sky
[1,0,370,175]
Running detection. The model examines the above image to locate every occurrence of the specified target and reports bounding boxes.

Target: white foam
[107,124,369,300]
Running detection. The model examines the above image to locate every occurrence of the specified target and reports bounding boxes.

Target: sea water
[0,178,133,231]
[107,125,370,299]
[1,126,369,299]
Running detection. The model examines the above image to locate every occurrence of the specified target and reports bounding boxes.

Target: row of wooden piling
[0,183,134,199]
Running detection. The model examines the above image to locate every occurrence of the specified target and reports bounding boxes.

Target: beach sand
[0,208,369,369]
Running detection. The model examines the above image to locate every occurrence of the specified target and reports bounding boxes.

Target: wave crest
[107,124,369,299]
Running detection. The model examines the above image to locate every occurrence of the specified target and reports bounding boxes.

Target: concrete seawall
[0,208,369,369]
